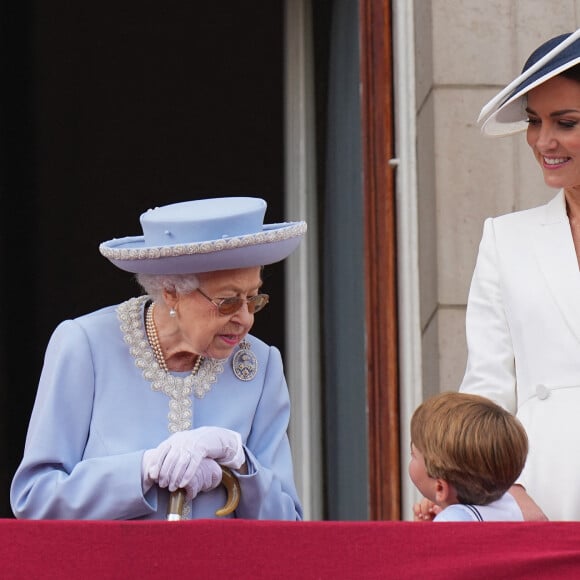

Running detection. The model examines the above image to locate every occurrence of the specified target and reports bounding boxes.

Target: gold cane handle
[166,466,241,520]
[215,466,241,517]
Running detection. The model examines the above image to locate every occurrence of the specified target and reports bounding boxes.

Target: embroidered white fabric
[117,296,226,433]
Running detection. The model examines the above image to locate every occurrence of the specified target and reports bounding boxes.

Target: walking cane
[167,466,241,521]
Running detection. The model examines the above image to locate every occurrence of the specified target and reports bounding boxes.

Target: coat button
[536,384,550,400]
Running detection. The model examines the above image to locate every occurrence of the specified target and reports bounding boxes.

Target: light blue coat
[11,299,303,520]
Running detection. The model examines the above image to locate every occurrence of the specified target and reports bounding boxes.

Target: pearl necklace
[145,301,203,375]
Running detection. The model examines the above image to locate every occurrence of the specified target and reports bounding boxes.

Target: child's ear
[434,479,451,504]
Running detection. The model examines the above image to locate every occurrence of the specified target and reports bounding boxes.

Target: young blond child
[409,391,528,522]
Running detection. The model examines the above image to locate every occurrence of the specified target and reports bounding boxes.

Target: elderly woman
[10,197,306,520]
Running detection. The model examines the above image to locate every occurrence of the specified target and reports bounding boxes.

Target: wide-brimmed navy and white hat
[479,29,580,136]
[99,197,307,274]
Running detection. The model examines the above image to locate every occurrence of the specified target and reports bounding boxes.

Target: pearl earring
[169,307,177,318]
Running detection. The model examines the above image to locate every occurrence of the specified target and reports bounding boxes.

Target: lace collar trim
[117,295,225,432]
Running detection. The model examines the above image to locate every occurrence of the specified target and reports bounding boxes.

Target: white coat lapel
[533,190,580,344]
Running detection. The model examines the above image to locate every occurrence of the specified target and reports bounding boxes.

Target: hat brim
[481,57,580,136]
[99,221,306,274]
[479,29,580,136]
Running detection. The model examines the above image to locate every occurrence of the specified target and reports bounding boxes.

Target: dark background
[1,0,378,523]
[0,1,289,517]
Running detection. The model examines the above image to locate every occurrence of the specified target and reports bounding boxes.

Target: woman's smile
[526,75,580,192]
[542,156,570,168]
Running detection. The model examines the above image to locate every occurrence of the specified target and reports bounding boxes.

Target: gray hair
[136,273,200,302]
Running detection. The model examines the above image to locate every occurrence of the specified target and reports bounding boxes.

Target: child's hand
[413,498,441,521]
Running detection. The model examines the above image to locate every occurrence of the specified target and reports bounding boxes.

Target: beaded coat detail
[117,295,225,432]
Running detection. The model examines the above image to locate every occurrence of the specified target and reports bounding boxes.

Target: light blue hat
[99,197,307,274]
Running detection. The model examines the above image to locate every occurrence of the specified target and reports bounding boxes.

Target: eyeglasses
[196,288,270,315]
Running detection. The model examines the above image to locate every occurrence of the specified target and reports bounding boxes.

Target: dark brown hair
[560,63,580,83]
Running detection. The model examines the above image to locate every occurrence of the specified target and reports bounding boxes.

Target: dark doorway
[0,1,284,517]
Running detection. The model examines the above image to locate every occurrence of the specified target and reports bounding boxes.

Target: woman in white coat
[460,30,580,521]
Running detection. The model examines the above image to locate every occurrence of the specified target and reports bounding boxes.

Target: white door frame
[283,0,323,521]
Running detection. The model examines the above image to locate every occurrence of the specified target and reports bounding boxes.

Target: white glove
[183,458,223,501]
[146,426,244,492]
[141,448,159,494]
